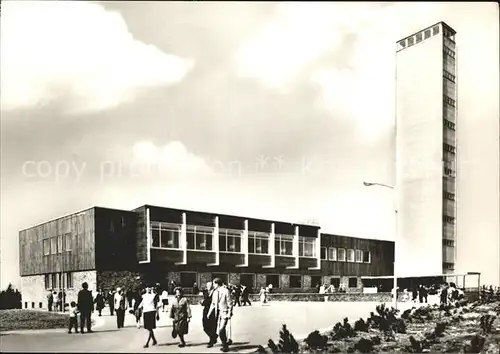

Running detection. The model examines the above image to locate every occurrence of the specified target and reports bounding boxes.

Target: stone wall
[96,270,141,292]
[20,270,97,310]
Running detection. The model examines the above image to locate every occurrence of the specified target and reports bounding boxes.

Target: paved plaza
[0,301,421,353]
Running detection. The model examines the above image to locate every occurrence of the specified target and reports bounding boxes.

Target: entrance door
[240,274,255,291]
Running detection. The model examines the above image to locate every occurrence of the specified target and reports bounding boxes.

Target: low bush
[0,284,22,310]
[353,338,374,353]
[304,330,328,350]
[479,314,496,334]
[464,334,485,353]
[268,325,299,353]
[353,318,369,332]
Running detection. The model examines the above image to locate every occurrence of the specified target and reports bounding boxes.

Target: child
[68,301,79,334]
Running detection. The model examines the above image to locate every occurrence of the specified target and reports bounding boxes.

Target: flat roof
[361,272,480,279]
[396,21,457,44]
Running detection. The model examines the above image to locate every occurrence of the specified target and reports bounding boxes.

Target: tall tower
[395,22,457,277]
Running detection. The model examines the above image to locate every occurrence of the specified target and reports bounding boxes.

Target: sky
[1,1,499,288]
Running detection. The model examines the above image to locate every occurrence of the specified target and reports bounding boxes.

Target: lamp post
[363,181,398,309]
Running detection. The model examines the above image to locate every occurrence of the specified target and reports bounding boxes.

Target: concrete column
[287,226,299,269]
[264,223,275,268]
[208,216,220,266]
[237,220,249,267]
[175,212,187,265]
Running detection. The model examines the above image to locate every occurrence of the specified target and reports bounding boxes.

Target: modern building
[396,22,458,277]
[18,205,394,309]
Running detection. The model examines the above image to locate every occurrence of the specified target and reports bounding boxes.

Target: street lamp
[363,181,398,310]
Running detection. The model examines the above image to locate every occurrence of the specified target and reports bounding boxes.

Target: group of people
[46,290,67,312]
[317,283,346,301]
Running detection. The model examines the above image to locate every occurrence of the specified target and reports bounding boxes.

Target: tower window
[433,25,440,35]
[424,29,431,39]
[408,36,414,46]
[443,192,455,201]
[416,32,422,43]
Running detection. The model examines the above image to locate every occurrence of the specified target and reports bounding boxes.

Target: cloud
[0,1,194,114]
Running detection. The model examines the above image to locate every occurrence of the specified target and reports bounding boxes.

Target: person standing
[94,290,105,316]
[134,288,145,329]
[170,287,192,348]
[77,282,94,334]
[107,290,115,316]
[53,291,59,312]
[68,301,79,334]
[47,290,53,312]
[259,287,266,305]
[241,285,251,306]
[202,282,218,347]
[138,286,160,348]
[208,278,232,353]
[233,285,241,307]
[161,289,169,312]
[114,287,127,329]
[193,282,199,295]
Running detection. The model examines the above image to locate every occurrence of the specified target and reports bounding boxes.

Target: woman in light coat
[169,287,192,348]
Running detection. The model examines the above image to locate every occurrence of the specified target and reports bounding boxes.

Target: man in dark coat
[233,285,242,307]
[77,282,94,333]
[202,282,218,347]
[107,290,114,316]
[241,285,251,306]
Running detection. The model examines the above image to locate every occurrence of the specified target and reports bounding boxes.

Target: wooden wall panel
[220,253,245,265]
[134,206,147,262]
[186,212,216,227]
[248,254,271,266]
[187,251,216,264]
[275,256,296,268]
[247,219,272,233]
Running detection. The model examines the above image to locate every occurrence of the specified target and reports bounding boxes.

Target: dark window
[443,262,454,270]
[66,272,73,289]
[398,40,406,49]
[424,29,431,39]
[444,143,456,154]
[311,276,322,288]
[444,119,455,130]
[240,274,255,289]
[31,302,35,309]
[348,277,358,288]
[151,228,160,247]
[186,229,195,249]
[45,274,50,289]
[180,272,197,288]
[363,251,371,263]
[408,36,414,46]
[39,302,43,308]
[330,278,341,288]
[444,192,455,201]
[416,32,422,43]
[212,273,228,285]
[266,274,279,288]
[219,235,226,252]
[289,275,302,288]
[433,25,440,35]
[24,302,27,309]
[43,239,50,256]
[443,239,455,247]
[320,247,327,260]
[443,215,455,224]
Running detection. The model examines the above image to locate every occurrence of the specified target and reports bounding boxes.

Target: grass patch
[0,309,70,332]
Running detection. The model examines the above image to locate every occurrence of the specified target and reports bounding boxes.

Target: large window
[240,274,255,289]
[328,247,337,261]
[248,232,269,254]
[50,237,57,255]
[275,234,294,256]
[51,273,58,289]
[355,250,363,263]
[266,274,279,288]
[57,236,63,254]
[180,272,197,288]
[187,225,213,251]
[219,229,242,253]
[363,251,371,263]
[289,275,302,288]
[330,278,340,288]
[338,248,346,262]
[151,222,181,249]
[311,276,322,288]
[347,249,355,262]
[65,234,72,251]
[45,274,50,289]
[66,272,73,289]
[348,277,358,288]
[43,239,50,256]
[299,236,316,257]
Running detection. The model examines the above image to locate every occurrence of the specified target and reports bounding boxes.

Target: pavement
[0,300,429,353]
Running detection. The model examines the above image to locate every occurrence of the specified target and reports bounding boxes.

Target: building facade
[396,22,458,277]
[19,205,394,309]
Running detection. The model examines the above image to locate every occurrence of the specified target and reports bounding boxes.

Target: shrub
[434,322,447,337]
[354,318,369,332]
[479,314,496,334]
[331,318,357,340]
[407,335,422,353]
[0,284,22,310]
[370,335,381,345]
[464,334,485,353]
[353,338,374,353]
[268,324,299,353]
[304,330,328,350]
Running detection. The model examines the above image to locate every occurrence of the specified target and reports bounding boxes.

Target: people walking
[202,282,218,347]
[77,282,94,334]
[193,282,199,295]
[233,285,241,307]
[53,291,59,312]
[170,287,192,348]
[114,287,127,329]
[208,278,232,353]
[161,289,169,312]
[94,290,105,316]
[241,285,251,306]
[139,286,160,348]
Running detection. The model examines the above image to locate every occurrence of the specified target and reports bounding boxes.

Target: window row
[444,104,455,123]
[443,239,455,247]
[44,272,74,290]
[443,143,456,154]
[443,215,455,224]
[444,46,456,59]
[43,234,72,256]
[443,95,456,108]
[443,262,455,270]
[320,247,371,263]
[443,70,455,83]
[443,192,455,201]
[398,25,440,50]
[444,119,455,131]
[443,166,456,178]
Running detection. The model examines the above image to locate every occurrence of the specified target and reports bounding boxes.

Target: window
[443,239,455,247]
[397,40,406,50]
[330,278,340,288]
[444,46,456,58]
[407,36,414,46]
[289,275,302,288]
[433,25,440,35]
[299,236,316,257]
[160,223,181,249]
[443,95,456,108]
[50,237,57,255]
[43,239,50,256]
[416,32,422,43]
[320,247,327,260]
[187,225,213,251]
[266,274,279,288]
[348,277,358,288]
[338,248,346,261]
[180,272,197,288]
[51,273,57,289]
[151,227,160,247]
[355,250,363,263]
[219,229,242,253]
[57,236,63,254]
[65,234,72,251]
[311,276,322,288]
[212,273,228,285]
[248,232,269,254]
[444,119,455,130]
[240,274,255,289]
[444,192,455,201]
[45,274,50,289]
[66,272,73,289]
[347,249,355,262]
[444,143,456,154]
[443,215,455,224]
[363,251,371,263]
[443,70,455,83]
[424,29,431,39]
[275,234,294,256]
[328,247,337,261]
[443,262,454,270]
